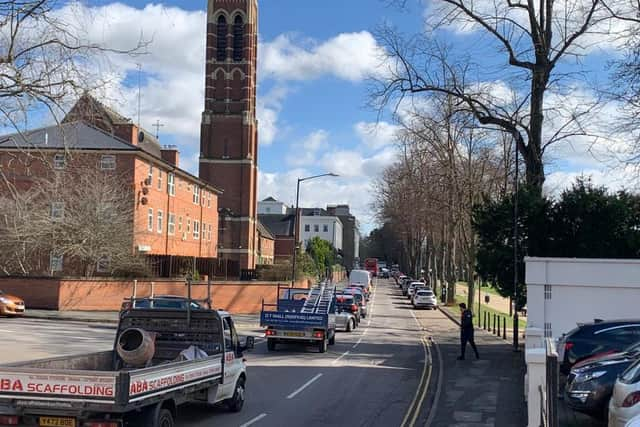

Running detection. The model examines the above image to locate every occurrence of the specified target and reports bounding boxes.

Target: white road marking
[239,412,267,427]
[286,373,323,399]
[332,351,350,365]
[352,337,363,348]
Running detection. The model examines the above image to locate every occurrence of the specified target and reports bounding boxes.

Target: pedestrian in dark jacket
[457,303,479,360]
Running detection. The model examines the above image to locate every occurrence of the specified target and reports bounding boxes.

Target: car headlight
[574,370,607,383]
[0,297,9,304]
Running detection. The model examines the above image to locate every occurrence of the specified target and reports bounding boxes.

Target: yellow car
[0,290,25,316]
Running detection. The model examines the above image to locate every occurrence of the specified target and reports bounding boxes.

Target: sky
[13,0,638,234]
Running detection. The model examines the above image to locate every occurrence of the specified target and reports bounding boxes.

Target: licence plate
[39,417,76,427]
[284,331,304,337]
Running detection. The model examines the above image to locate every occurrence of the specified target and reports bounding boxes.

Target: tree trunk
[526,67,548,192]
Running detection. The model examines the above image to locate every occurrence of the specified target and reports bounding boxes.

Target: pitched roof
[258,214,295,237]
[262,196,278,202]
[0,122,138,151]
[256,219,275,240]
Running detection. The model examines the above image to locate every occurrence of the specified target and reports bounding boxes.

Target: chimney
[161,145,180,167]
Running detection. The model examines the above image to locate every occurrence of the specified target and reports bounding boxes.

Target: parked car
[407,282,423,299]
[558,320,640,375]
[346,283,370,301]
[625,414,640,427]
[609,358,640,427]
[400,278,413,295]
[0,290,25,317]
[565,341,640,419]
[349,269,372,288]
[335,295,359,332]
[412,289,438,310]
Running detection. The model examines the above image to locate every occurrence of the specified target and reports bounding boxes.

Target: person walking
[458,302,480,360]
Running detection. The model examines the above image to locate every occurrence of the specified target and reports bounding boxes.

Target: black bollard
[503,318,507,339]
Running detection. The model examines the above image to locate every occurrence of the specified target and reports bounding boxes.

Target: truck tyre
[226,377,245,412]
[141,405,174,427]
[267,339,276,351]
[318,339,328,353]
[329,333,335,345]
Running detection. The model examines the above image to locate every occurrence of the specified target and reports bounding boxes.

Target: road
[0,279,460,427]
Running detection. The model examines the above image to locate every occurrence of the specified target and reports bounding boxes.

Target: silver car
[335,295,358,332]
[413,289,438,309]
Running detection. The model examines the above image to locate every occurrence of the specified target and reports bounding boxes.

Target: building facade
[199,0,259,270]
[0,120,221,277]
[299,209,343,252]
[326,205,361,269]
[258,196,288,215]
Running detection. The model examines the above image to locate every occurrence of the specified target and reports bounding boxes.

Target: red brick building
[0,115,221,277]
[199,0,259,271]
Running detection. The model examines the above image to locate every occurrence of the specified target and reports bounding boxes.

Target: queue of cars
[558,318,640,425]
[393,274,438,310]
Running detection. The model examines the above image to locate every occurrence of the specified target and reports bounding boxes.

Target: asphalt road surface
[0,279,454,427]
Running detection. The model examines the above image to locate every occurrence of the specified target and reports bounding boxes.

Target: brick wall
[0,277,312,314]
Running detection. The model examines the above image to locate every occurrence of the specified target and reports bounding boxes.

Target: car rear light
[622,391,640,408]
[265,329,276,336]
[84,422,120,427]
[351,304,358,313]
[564,342,574,352]
[0,416,18,425]
[313,331,324,339]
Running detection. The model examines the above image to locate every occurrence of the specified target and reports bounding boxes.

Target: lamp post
[291,173,339,285]
[513,140,520,351]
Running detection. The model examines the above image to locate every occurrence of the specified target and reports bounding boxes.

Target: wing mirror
[244,336,255,350]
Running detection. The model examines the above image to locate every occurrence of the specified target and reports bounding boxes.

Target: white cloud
[260,31,386,82]
[286,130,330,166]
[257,85,288,146]
[355,121,401,149]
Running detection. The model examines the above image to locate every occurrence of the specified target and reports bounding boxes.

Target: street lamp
[291,173,339,285]
[513,140,520,351]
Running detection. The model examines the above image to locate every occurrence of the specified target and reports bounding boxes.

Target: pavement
[1,279,528,426]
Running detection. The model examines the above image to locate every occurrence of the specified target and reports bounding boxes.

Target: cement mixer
[116,328,156,367]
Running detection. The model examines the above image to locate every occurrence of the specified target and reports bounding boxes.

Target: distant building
[258,213,296,263]
[326,205,360,269]
[258,196,289,215]
[299,208,343,251]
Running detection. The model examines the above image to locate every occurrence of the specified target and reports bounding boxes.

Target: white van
[349,269,371,288]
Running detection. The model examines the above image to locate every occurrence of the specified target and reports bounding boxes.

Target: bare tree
[0,0,145,129]
[0,158,148,277]
[373,0,613,192]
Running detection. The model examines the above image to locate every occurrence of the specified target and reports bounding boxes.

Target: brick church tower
[199,0,259,270]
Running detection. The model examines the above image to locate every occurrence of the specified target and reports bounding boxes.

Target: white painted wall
[300,216,343,251]
[258,200,288,214]
[525,257,640,341]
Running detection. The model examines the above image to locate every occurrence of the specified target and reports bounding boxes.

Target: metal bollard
[497,316,501,335]
[503,318,507,339]
[483,311,487,330]
[493,314,496,334]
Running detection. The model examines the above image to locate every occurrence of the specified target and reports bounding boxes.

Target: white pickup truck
[0,304,253,427]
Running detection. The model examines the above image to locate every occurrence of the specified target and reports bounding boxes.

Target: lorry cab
[215,310,253,408]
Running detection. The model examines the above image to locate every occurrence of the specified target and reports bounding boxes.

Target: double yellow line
[401,335,433,427]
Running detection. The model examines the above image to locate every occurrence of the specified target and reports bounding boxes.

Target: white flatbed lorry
[0,302,253,427]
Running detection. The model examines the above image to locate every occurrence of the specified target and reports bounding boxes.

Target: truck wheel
[318,339,328,353]
[141,405,174,427]
[226,377,245,413]
[329,333,336,345]
[157,409,174,427]
[267,339,276,351]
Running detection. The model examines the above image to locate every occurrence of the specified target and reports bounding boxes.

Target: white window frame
[53,154,65,170]
[148,164,153,183]
[178,216,183,232]
[187,219,191,233]
[51,202,65,220]
[304,224,310,232]
[158,170,163,191]
[100,155,116,170]
[96,256,111,273]
[157,210,163,234]
[193,220,200,240]
[168,172,175,196]
[50,253,63,272]
[314,224,319,232]
[208,224,213,241]
[207,194,211,208]
[193,185,200,205]
[147,208,154,232]
[168,213,176,235]
[323,224,329,233]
